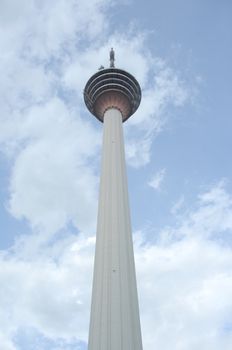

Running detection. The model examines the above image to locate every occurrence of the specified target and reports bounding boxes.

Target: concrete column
[88,108,143,350]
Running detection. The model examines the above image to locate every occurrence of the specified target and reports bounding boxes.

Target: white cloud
[0,16,192,234]
[159,180,232,243]
[0,0,114,123]
[7,98,100,234]
[0,0,112,58]
[0,0,119,239]
[125,137,152,169]
[0,234,94,346]
[0,334,16,350]
[1,181,232,349]
[125,61,190,167]
[148,168,166,191]
[136,237,232,350]
[135,180,232,349]
[171,195,185,215]
[0,1,208,349]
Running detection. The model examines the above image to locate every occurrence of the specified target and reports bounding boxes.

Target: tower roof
[84,51,141,122]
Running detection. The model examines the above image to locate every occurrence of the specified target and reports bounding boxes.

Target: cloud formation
[0,1,227,350]
[148,168,166,191]
[1,182,232,349]
[0,0,190,234]
[136,180,232,349]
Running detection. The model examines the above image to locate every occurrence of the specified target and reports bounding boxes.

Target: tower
[84,49,143,350]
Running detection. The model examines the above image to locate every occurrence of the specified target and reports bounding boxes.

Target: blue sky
[0,0,232,349]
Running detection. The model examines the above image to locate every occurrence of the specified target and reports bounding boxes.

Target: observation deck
[84,57,141,122]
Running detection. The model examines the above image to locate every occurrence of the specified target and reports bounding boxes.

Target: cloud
[159,179,232,243]
[0,0,122,239]
[171,195,185,215]
[7,98,100,234]
[148,168,166,191]
[135,180,232,349]
[136,237,232,350]
[0,1,208,349]
[0,334,16,350]
[125,61,190,167]
[0,7,192,235]
[1,181,232,349]
[0,0,112,58]
[0,234,94,347]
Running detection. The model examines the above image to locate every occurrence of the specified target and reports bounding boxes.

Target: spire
[110,47,115,68]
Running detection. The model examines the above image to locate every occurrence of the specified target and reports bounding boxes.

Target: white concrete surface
[88,108,143,350]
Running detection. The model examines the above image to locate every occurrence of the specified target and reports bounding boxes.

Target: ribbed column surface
[88,108,143,350]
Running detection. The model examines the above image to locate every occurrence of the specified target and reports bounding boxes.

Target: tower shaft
[88,108,143,350]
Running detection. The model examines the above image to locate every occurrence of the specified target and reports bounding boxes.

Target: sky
[0,0,232,349]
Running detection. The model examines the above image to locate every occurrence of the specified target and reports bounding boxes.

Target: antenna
[110,47,115,68]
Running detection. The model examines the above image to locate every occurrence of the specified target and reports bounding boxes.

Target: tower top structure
[84,49,141,123]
